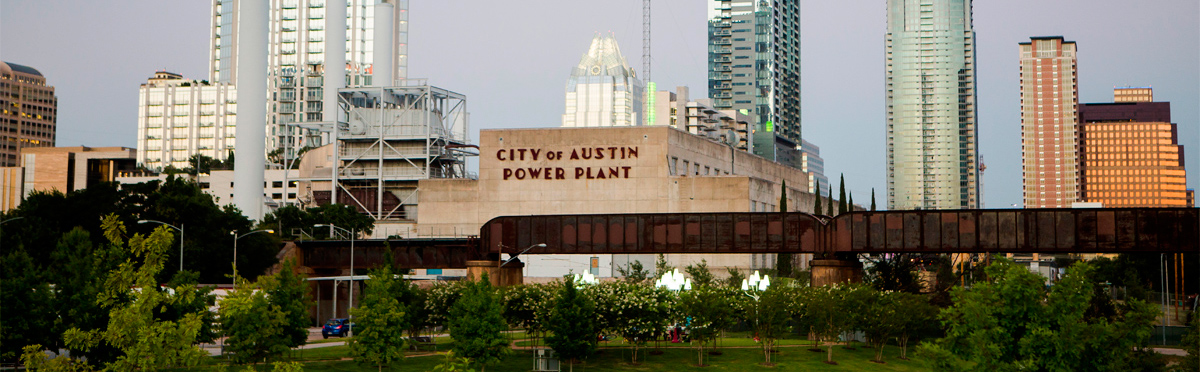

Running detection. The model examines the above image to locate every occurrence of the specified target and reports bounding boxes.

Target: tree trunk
[826,342,834,363]
[874,342,884,362]
[900,335,909,359]
[632,344,638,364]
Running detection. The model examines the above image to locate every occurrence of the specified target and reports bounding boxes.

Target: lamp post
[740,270,771,363]
[317,223,355,336]
[139,220,184,272]
[231,229,274,285]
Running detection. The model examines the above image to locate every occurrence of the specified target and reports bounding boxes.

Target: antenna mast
[642,0,651,124]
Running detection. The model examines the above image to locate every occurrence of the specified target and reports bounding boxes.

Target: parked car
[322,318,356,339]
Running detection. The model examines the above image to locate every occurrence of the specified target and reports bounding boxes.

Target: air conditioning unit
[533,348,560,372]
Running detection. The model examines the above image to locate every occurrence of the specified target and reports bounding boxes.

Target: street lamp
[316,223,356,336]
[231,229,274,285]
[139,219,184,272]
[656,268,692,292]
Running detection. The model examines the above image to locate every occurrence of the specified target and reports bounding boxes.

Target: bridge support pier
[810,259,863,286]
[466,260,524,287]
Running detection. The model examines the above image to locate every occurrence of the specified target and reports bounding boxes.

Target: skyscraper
[1080,88,1189,207]
[561,34,643,128]
[886,0,978,210]
[137,71,238,170]
[1019,36,1079,208]
[1,61,57,167]
[207,0,407,159]
[707,0,801,167]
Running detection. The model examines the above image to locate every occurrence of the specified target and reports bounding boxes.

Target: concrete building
[648,86,751,152]
[799,139,829,195]
[561,34,643,128]
[1114,86,1152,103]
[1,61,57,167]
[0,146,138,211]
[1019,37,1080,208]
[885,0,979,210]
[116,169,301,208]
[208,0,408,160]
[416,126,813,278]
[137,71,238,171]
[1080,88,1189,207]
[707,0,802,168]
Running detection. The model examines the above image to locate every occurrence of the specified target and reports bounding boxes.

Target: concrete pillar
[465,260,524,287]
[810,259,864,286]
[233,0,269,221]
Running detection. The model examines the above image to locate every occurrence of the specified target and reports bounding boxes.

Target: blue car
[322,318,355,339]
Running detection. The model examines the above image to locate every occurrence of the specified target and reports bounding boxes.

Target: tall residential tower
[1019,37,1079,208]
[561,34,643,128]
[707,0,802,168]
[885,0,978,210]
[1,62,57,167]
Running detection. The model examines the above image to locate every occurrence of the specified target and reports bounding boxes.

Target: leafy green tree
[1,249,55,363]
[867,254,923,293]
[501,283,555,347]
[350,265,409,371]
[746,285,792,365]
[260,203,375,240]
[431,351,477,372]
[615,260,651,283]
[918,260,1162,371]
[893,292,938,360]
[654,254,673,277]
[1178,312,1200,371]
[546,276,598,372]
[680,286,735,366]
[426,280,469,331]
[448,274,510,372]
[724,268,746,289]
[63,215,209,371]
[262,259,312,348]
[807,284,855,364]
[161,270,219,345]
[589,281,671,364]
[219,277,290,364]
[683,259,717,288]
[858,288,898,363]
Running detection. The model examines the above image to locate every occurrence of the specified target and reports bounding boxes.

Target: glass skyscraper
[561,34,643,127]
[886,0,978,210]
[707,0,801,167]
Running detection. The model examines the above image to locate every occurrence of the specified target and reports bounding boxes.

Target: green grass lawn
[189,338,928,371]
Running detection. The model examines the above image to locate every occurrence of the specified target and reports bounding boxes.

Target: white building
[799,139,828,195]
[137,71,237,170]
[116,169,301,208]
[208,0,408,160]
[561,34,643,128]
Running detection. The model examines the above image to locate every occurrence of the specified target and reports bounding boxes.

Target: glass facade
[886,0,978,210]
[561,34,643,127]
[707,0,801,166]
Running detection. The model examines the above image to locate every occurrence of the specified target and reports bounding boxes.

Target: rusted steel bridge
[296,208,1199,270]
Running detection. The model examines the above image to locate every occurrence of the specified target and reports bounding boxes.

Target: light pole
[317,223,355,336]
[139,220,184,272]
[231,229,274,285]
[741,270,772,364]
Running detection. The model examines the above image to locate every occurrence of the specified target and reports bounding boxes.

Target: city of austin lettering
[497,146,638,180]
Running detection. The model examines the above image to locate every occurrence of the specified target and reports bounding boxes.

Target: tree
[589,282,671,364]
[654,254,673,277]
[615,260,650,283]
[807,284,855,364]
[814,183,824,216]
[350,265,409,371]
[679,286,734,366]
[826,184,835,217]
[866,254,923,293]
[448,274,510,372]
[684,259,717,288]
[724,268,746,289]
[219,275,290,364]
[1179,312,1200,371]
[262,258,312,348]
[777,181,795,278]
[838,174,847,215]
[918,260,1162,371]
[501,283,555,347]
[892,292,937,360]
[746,285,792,365]
[260,203,376,240]
[858,289,897,363]
[61,215,209,370]
[870,188,877,211]
[1,249,55,364]
[546,276,598,372]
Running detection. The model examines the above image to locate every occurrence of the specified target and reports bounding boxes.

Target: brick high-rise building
[1,61,57,167]
[1019,37,1079,208]
[1080,88,1188,207]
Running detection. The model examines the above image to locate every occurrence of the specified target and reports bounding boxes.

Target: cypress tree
[777,181,793,278]
[838,174,847,215]
[849,193,854,212]
[814,183,823,215]
[870,188,877,211]
[827,184,835,216]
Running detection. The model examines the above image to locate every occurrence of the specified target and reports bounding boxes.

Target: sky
[1,0,1196,209]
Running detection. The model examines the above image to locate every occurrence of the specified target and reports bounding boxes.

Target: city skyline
[1,0,1195,209]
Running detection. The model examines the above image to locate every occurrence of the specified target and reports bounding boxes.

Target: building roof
[570,34,637,81]
[0,61,45,77]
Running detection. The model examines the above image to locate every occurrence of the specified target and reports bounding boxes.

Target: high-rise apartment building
[561,34,643,128]
[1,61,57,167]
[885,0,978,210]
[1019,36,1079,208]
[137,71,238,170]
[799,139,829,195]
[1080,88,1188,207]
[208,0,407,159]
[707,0,801,167]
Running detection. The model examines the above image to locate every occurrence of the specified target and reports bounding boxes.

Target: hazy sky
[2,0,1196,209]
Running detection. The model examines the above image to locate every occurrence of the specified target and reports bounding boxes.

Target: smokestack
[372,1,394,87]
[324,0,347,205]
[233,0,269,221]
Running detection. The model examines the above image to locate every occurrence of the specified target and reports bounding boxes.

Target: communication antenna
[642,0,651,125]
